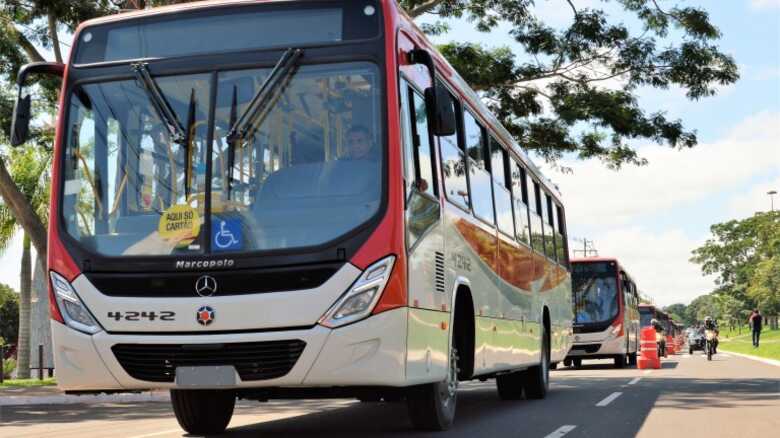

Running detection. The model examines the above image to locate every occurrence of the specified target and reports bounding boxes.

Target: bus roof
[570,257,619,264]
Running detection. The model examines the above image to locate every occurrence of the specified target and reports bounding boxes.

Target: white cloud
[551,111,780,228]
[588,227,717,306]
[727,175,780,218]
[750,0,780,9]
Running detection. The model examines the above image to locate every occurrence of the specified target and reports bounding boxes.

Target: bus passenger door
[399,75,448,383]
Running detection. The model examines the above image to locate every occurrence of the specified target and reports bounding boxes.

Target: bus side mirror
[11,95,31,147]
[10,62,65,147]
[425,84,456,136]
[408,48,456,136]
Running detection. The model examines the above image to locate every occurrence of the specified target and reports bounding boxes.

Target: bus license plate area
[175,366,238,387]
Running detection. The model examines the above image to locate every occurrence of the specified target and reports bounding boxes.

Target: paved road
[1,352,778,438]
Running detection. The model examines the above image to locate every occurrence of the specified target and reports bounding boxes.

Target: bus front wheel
[522,323,550,400]
[406,346,458,431]
[170,389,235,435]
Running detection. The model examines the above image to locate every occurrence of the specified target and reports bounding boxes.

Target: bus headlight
[50,272,103,335]
[319,256,396,328]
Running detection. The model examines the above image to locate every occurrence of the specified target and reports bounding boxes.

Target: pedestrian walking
[748,309,763,347]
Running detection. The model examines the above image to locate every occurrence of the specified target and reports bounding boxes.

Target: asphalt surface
[1,351,778,438]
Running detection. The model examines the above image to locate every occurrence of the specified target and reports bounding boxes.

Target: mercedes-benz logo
[195,275,218,297]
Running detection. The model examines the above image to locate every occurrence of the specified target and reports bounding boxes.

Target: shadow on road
[2,366,777,438]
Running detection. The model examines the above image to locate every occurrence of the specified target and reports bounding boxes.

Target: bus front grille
[111,340,306,383]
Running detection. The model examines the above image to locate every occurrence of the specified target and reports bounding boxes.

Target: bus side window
[554,203,568,266]
[544,193,556,260]
[511,161,531,245]
[408,87,438,198]
[439,95,469,209]
[529,181,545,252]
[490,137,514,236]
[463,109,494,224]
[399,79,416,197]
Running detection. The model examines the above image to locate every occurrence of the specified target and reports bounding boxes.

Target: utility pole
[571,237,598,257]
[769,190,777,212]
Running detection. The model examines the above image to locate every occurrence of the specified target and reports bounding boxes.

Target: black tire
[170,389,235,435]
[614,354,626,369]
[689,347,694,355]
[407,346,458,431]
[572,358,582,368]
[550,362,558,370]
[522,323,550,400]
[563,359,572,367]
[628,352,637,366]
[496,371,525,400]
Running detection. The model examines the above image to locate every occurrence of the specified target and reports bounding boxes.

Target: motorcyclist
[703,316,719,355]
[651,318,667,358]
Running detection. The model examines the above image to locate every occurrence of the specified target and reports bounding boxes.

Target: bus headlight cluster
[319,255,395,328]
[50,272,103,335]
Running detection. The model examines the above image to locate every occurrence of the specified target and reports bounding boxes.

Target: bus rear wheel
[406,346,458,431]
[614,354,626,368]
[170,389,235,435]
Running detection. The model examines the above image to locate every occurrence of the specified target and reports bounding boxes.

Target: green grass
[718,328,780,361]
[0,377,57,388]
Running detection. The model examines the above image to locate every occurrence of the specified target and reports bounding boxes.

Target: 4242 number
[107,311,175,322]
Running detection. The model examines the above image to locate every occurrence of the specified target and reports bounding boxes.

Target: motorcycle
[705,328,718,361]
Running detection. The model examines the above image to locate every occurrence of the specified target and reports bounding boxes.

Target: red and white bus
[11,0,572,433]
[565,258,640,368]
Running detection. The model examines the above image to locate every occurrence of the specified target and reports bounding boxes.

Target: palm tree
[0,146,50,379]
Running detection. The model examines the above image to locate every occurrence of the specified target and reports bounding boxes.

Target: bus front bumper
[51,307,409,392]
[566,333,625,358]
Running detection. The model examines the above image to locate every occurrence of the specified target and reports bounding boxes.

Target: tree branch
[2,19,46,63]
[48,13,63,64]
[408,0,445,18]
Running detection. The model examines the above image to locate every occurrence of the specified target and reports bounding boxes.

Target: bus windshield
[62,62,383,257]
[639,308,654,327]
[572,261,619,324]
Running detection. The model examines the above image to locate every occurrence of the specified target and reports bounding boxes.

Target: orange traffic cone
[638,327,661,369]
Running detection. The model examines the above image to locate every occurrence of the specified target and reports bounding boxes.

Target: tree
[401,0,738,168]
[686,294,718,324]
[691,211,780,305]
[0,145,50,378]
[747,257,780,316]
[0,283,19,349]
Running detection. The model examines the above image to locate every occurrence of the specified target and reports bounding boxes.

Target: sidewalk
[0,385,169,406]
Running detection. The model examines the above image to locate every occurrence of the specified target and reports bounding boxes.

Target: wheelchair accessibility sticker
[213,219,242,252]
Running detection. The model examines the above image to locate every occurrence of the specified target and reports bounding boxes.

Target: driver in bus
[342,125,378,161]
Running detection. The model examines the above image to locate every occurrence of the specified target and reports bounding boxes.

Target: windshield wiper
[226,48,304,143]
[132,62,186,144]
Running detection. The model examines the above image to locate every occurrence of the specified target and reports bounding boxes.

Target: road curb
[0,392,170,407]
[719,350,780,367]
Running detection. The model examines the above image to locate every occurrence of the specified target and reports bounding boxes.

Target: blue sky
[1,0,778,307]
[421,0,779,306]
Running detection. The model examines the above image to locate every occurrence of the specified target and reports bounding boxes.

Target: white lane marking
[643,370,652,375]
[628,377,641,385]
[596,392,623,407]
[543,425,577,438]
[681,355,690,359]
[127,429,182,438]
